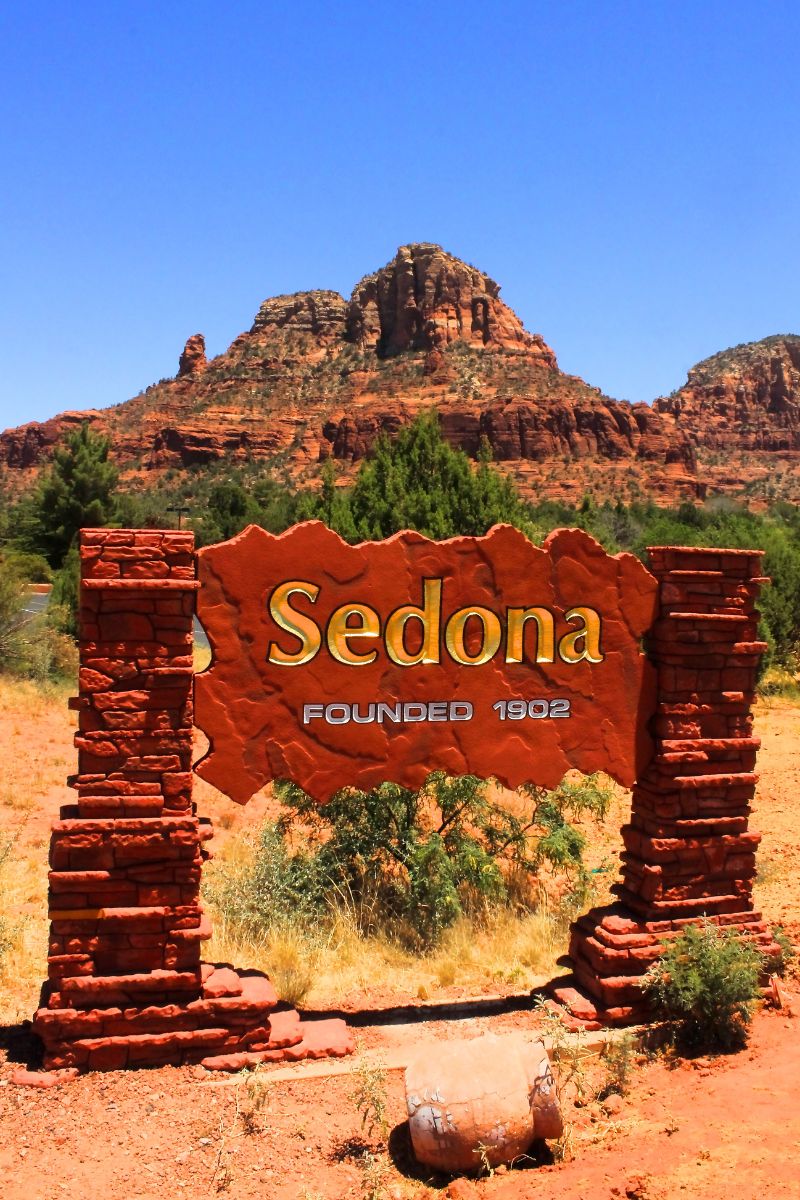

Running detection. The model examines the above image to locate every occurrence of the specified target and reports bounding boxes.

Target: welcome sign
[194,522,659,803]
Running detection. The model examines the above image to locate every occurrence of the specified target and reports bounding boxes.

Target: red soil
[0,1008,798,1199]
[1,694,799,1197]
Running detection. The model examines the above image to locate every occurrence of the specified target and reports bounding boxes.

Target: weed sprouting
[349,1051,390,1142]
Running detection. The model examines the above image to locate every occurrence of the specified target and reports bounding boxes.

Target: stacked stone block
[560,545,781,1025]
[32,529,351,1072]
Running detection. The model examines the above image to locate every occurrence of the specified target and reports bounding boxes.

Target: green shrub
[303,413,530,542]
[0,565,30,672]
[49,548,80,638]
[643,921,764,1050]
[209,772,611,951]
[21,423,118,567]
[597,1032,637,1098]
[772,926,795,977]
[277,771,609,949]
[207,822,324,937]
[0,561,77,683]
[0,550,52,583]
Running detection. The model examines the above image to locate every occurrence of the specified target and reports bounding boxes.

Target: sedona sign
[30,526,775,1076]
[194,522,659,802]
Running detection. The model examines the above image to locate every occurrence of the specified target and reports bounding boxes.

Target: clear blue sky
[2,1,799,431]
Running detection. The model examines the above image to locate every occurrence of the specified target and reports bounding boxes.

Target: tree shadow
[0,1021,42,1070]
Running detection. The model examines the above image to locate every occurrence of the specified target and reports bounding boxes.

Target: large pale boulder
[405,1033,563,1174]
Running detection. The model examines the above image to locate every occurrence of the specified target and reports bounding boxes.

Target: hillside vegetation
[2,413,800,676]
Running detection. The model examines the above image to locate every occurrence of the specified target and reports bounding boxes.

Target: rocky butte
[2,244,799,504]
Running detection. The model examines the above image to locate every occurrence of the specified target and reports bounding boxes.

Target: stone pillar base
[33,957,352,1073]
[29,528,353,1076]
[551,902,781,1029]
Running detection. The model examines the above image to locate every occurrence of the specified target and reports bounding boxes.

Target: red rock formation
[346,243,555,363]
[654,335,800,451]
[0,411,103,469]
[178,334,207,378]
[251,290,347,344]
[13,245,800,507]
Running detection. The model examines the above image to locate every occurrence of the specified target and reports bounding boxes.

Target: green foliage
[0,550,52,583]
[271,771,611,948]
[0,561,76,682]
[115,463,302,546]
[0,565,31,672]
[349,1053,390,1140]
[597,1033,637,1099]
[22,423,118,567]
[50,547,80,638]
[772,926,795,977]
[643,921,764,1050]
[305,413,528,542]
[210,772,610,950]
[208,822,324,936]
[524,495,800,669]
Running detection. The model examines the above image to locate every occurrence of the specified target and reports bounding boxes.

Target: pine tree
[314,412,526,542]
[24,424,118,567]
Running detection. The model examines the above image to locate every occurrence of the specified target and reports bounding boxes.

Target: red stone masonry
[31,531,780,1063]
[557,545,781,1025]
[32,529,351,1073]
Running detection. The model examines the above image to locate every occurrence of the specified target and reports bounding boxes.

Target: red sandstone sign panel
[194,522,659,803]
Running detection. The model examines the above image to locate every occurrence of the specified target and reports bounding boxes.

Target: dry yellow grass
[204,902,572,1009]
[0,677,75,1023]
[1,672,796,1028]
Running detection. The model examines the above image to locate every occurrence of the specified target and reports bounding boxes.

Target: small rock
[445,1181,480,1200]
[602,1092,625,1117]
[9,1068,79,1089]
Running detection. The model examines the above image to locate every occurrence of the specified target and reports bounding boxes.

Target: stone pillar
[559,545,781,1026]
[32,528,351,1072]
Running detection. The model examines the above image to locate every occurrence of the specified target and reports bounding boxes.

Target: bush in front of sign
[642,921,764,1051]
[208,821,325,935]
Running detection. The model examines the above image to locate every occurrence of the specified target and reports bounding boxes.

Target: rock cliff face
[1,411,103,470]
[654,335,800,451]
[651,335,800,502]
[178,334,207,378]
[3,245,796,506]
[345,244,556,365]
[251,290,348,346]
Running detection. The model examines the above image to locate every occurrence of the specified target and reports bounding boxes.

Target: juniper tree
[310,412,527,542]
[24,423,118,567]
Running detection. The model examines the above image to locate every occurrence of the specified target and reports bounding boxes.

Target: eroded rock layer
[2,246,798,504]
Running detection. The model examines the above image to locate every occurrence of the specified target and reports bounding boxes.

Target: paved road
[23,592,49,616]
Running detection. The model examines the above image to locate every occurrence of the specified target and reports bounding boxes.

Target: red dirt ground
[1,695,799,1198]
[0,1008,798,1199]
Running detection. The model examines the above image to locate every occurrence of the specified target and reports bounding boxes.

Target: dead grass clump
[0,831,48,1023]
[204,832,577,1009]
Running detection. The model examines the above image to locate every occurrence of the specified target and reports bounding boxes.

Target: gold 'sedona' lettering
[267,581,322,666]
[267,580,605,667]
[327,604,381,666]
[558,607,603,663]
[444,607,503,667]
[505,607,555,664]
[385,578,442,666]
